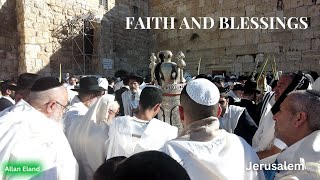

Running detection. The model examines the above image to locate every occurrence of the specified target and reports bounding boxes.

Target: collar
[2,95,15,104]
[178,116,221,142]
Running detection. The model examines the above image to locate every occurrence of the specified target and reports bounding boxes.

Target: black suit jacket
[0,97,14,112]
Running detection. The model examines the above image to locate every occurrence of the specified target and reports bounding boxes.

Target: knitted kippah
[186,78,220,106]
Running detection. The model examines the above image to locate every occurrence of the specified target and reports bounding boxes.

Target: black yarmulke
[31,77,62,92]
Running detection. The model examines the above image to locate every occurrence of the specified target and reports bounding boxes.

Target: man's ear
[5,89,11,95]
[153,103,161,112]
[178,105,184,121]
[46,101,56,114]
[217,105,222,118]
[294,111,307,128]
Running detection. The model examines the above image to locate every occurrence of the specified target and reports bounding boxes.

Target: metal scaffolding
[67,11,100,75]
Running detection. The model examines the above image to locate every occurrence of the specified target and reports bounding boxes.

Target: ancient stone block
[258,42,280,53]
[312,38,320,50]
[291,0,304,8]
[308,4,320,17]
[245,5,256,16]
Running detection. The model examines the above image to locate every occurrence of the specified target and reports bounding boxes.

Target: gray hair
[288,90,320,131]
[27,86,65,107]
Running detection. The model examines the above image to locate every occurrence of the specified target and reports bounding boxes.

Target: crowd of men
[0,70,319,180]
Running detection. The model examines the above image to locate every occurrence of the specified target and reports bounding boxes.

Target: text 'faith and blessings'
[126,17,309,30]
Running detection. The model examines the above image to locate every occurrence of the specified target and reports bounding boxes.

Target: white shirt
[106,116,178,160]
[63,96,89,134]
[274,130,320,179]
[0,100,78,180]
[121,89,141,116]
[219,105,245,133]
[252,93,276,151]
[65,84,78,102]
[67,95,113,180]
[162,130,265,180]
[227,90,241,103]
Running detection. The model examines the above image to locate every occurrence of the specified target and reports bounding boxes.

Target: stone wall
[150,0,320,76]
[101,0,151,77]
[0,0,19,79]
[16,0,105,77]
[11,0,150,78]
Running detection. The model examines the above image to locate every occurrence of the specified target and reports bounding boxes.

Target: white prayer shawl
[0,100,78,180]
[162,117,265,180]
[252,94,276,151]
[63,95,89,134]
[121,89,141,116]
[106,116,178,160]
[114,80,123,91]
[65,84,78,102]
[219,105,245,133]
[227,90,241,102]
[67,95,113,180]
[274,130,320,179]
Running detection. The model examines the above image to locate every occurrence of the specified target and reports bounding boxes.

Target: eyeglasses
[44,101,70,112]
[54,101,70,111]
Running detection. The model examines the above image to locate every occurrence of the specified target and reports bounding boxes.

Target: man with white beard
[63,76,106,133]
[0,77,78,180]
[121,73,144,116]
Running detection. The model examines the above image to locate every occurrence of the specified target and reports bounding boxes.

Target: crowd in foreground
[0,70,319,180]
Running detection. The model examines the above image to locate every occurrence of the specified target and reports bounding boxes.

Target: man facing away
[106,86,178,160]
[266,90,320,179]
[8,73,41,104]
[67,94,118,180]
[0,77,78,179]
[63,76,106,133]
[161,78,265,180]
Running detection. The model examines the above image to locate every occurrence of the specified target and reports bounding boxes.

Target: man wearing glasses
[0,77,78,180]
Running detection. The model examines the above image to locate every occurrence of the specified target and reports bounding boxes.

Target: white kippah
[186,78,220,106]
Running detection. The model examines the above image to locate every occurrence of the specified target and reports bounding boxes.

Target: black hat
[8,73,41,91]
[127,73,143,85]
[243,80,260,94]
[71,76,106,92]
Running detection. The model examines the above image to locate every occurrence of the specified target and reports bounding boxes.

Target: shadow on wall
[46,0,151,79]
[0,0,19,80]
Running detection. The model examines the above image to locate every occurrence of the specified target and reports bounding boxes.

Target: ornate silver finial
[159,50,177,85]
[149,53,157,83]
[176,51,186,83]
[163,50,173,62]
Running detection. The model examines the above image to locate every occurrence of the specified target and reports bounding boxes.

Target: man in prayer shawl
[264,90,320,179]
[0,77,78,180]
[218,87,257,145]
[67,94,118,180]
[253,72,310,159]
[63,76,106,133]
[121,73,144,116]
[161,78,265,180]
[106,86,178,160]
